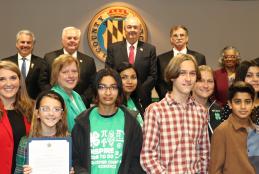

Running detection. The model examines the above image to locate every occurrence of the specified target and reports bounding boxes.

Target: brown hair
[0,61,34,121]
[164,54,200,86]
[170,25,189,37]
[30,90,68,137]
[50,54,80,86]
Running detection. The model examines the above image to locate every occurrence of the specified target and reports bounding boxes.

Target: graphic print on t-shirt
[89,108,125,174]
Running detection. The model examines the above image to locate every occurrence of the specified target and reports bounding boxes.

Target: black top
[7,110,26,174]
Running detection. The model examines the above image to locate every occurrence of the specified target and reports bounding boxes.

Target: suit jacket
[155,49,206,99]
[3,54,49,99]
[213,68,229,106]
[106,40,157,108]
[43,49,97,108]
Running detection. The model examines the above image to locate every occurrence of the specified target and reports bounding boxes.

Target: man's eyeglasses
[39,106,63,113]
[98,84,118,92]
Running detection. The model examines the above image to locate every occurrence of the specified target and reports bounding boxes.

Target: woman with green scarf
[51,54,86,132]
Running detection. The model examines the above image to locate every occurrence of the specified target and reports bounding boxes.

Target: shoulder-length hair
[30,90,68,137]
[235,60,258,82]
[50,54,80,86]
[93,68,123,106]
[164,54,201,87]
[116,62,144,114]
[0,61,33,121]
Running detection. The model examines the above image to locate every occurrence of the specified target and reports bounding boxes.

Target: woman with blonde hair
[192,65,222,139]
[51,54,86,132]
[0,61,33,174]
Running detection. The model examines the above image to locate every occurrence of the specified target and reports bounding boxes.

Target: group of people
[0,15,259,174]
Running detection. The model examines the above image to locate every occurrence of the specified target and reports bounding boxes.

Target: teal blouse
[52,85,86,132]
[127,97,143,127]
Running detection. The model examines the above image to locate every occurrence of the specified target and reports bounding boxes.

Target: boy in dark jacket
[72,68,144,174]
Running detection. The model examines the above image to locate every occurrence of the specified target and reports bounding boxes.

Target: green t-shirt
[127,98,143,127]
[89,107,125,174]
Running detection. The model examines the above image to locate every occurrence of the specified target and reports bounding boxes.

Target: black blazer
[3,54,49,99]
[43,49,97,107]
[106,40,157,108]
[155,49,206,99]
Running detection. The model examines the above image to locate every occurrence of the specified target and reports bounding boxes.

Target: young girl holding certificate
[15,90,74,174]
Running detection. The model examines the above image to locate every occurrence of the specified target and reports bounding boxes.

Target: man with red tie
[106,16,157,108]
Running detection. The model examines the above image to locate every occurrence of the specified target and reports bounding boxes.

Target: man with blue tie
[3,30,49,99]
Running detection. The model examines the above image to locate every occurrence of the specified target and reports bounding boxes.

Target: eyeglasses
[98,84,118,92]
[224,55,238,59]
[39,106,63,113]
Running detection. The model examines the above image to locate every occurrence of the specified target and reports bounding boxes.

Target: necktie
[21,58,26,78]
[129,45,135,64]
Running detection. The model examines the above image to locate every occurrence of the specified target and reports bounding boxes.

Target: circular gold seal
[87,6,148,62]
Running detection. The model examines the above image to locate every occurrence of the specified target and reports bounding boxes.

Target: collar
[63,48,77,58]
[18,53,31,61]
[126,40,138,49]
[165,92,195,106]
[173,47,187,54]
[229,114,254,131]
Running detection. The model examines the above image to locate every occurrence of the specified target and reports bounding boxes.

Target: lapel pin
[80,60,83,63]
[140,48,143,52]
[31,63,34,69]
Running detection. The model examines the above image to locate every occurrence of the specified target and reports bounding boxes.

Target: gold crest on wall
[87,6,148,62]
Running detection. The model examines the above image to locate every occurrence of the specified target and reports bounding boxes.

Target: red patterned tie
[129,45,135,64]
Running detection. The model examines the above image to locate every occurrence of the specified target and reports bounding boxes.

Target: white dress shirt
[18,53,31,77]
[126,40,138,61]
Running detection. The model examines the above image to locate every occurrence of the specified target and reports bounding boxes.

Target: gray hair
[16,30,35,43]
[218,46,241,67]
[62,26,81,39]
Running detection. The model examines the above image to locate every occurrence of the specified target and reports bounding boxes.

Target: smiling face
[223,49,238,69]
[229,92,254,119]
[245,66,259,92]
[124,17,142,44]
[57,62,79,93]
[193,70,214,100]
[37,96,63,131]
[120,68,137,96]
[62,29,80,54]
[0,68,20,103]
[16,33,34,57]
[172,60,197,97]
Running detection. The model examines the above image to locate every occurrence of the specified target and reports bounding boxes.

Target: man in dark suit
[155,25,206,99]
[106,16,157,108]
[43,26,96,108]
[3,30,48,99]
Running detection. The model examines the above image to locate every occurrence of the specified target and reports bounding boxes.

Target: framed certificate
[28,137,71,174]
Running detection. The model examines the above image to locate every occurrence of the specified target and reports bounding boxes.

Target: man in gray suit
[43,27,96,107]
[155,25,206,99]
